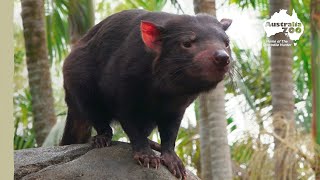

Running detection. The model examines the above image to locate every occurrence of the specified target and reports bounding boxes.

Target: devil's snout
[213,50,230,67]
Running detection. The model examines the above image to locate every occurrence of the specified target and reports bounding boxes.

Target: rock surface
[14,141,200,180]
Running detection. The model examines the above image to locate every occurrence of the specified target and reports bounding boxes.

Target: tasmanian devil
[60,9,232,179]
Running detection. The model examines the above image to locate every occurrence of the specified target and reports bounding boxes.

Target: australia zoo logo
[263,9,304,46]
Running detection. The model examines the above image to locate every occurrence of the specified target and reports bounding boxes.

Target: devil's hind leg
[60,89,114,147]
[60,91,92,145]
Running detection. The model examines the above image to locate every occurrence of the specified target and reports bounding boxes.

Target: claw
[91,134,112,148]
[161,152,186,179]
[133,150,161,171]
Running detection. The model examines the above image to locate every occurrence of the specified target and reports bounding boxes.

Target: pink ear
[140,21,161,52]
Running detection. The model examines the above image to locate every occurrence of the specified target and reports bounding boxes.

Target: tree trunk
[194,0,216,15]
[269,0,296,179]
[311,0,320,178]
[68,0,94,47]
[208,83,233,180]
[194,1,233,179]
[21,0,57,146]
[198,94,213,180]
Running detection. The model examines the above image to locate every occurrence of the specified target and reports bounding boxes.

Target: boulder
[14,141,200,180]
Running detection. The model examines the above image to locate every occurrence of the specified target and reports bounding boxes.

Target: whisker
[153,62,198,90]
[224,60,242,94]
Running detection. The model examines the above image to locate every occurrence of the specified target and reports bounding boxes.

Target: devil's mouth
[216,66,229,73]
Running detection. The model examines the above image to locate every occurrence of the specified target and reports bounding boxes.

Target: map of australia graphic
[263,9,304,41]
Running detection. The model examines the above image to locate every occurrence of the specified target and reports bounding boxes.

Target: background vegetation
[14,0,320,179]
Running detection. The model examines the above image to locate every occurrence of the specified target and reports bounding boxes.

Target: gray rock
[14,141,200,180]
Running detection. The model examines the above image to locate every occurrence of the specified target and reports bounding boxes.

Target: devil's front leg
[157,112,186,179]
[120,120,161,169]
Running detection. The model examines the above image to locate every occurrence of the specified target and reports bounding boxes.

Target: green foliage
[69,0,95,35]
[175,127,200,175]
[45,0,95,63]
[227,117,237,132]
[13,89,37,150]
[310,0,320,145]
[45,0,70,63]
[227,40,271,120]
[14,22,37,150]
[291,0,312,131]
[229,0,269,18]
[95,0,167,20]
[231,135,254,165]
[112,124,129,141]
[124,0,166,11]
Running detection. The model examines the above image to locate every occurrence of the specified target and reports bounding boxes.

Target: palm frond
[45,0,70,64]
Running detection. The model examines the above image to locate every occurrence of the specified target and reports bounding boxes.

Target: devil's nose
[213,50,230,66]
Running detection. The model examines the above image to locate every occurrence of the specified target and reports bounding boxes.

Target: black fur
[60,9,231,178]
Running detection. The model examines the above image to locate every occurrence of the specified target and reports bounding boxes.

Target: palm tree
[269,0,296,179]
[68,0,94,46]
[20,0,57,145]
[194,0,232,179]
[311,0,320,178]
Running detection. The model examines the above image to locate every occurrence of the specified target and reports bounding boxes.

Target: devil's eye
[182,41,192,48]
